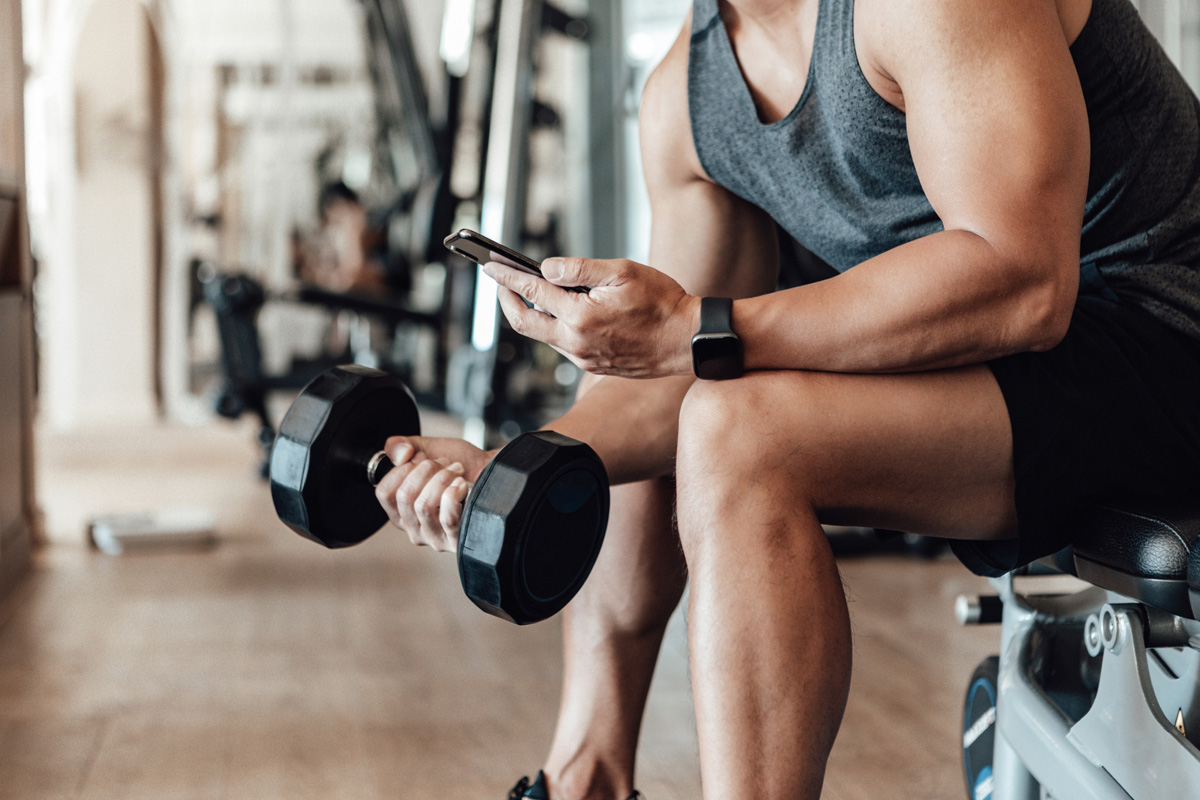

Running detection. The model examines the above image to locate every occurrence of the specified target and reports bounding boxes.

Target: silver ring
[366,450,391,486]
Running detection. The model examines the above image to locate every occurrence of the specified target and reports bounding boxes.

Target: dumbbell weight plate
[459,431,609,625]
[271,365,420,548]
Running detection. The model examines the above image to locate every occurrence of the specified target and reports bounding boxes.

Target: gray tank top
[688,0,1200,341]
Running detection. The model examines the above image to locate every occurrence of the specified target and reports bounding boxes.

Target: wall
[22,0,172,431]
[68,0,161,424]
[24,0,375,430]
[0,1,21,183]
[0,0,36,593]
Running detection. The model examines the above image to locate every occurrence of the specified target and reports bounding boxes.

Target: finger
[394,460,441,540]
[382,436,429,487]
[541,256,625,289]
[384,436,418,466]
[375,459,420,528]
[414,463,465,551]
[440,477,471,545]
[375,475,400,527]
[385,435,437,465]
[497,287,564,344]
[483,261,572,317]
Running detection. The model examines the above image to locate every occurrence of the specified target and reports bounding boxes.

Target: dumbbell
[269,365,609,625]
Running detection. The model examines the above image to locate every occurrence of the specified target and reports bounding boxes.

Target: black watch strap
[698,297,735,335]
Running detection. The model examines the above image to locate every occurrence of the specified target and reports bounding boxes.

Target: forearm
[544,374,694,486]
[737,230,1077,374]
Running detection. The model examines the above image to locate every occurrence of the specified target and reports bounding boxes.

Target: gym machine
[203,0,478,469]
[201,267,443,475]
[209,0,605,462]
[359,0,463,270]
[454,0,615,447]
[957,504,1200,798]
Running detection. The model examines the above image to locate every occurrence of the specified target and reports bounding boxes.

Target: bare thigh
[677,363,1018,541]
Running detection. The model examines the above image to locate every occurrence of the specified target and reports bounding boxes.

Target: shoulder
[639,12,710,187]
[856,0,1075,107]
[859,0,1028,43]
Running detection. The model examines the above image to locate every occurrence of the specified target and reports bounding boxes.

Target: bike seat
[1069,503,1200,620]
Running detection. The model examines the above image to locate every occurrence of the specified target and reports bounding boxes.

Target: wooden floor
[0,418,1004,799]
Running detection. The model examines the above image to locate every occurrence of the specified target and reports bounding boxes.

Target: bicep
[648,179,780,299]
[638,23,780,300]
[892,0,1089,262]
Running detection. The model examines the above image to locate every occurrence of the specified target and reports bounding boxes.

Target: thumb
[541,257,620,288]
[385,435,426,465]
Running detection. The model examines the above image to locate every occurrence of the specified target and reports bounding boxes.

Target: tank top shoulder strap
[809,0,856,85]
[692,0,721,36]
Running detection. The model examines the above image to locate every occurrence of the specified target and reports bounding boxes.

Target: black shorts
[950,293,1200,577]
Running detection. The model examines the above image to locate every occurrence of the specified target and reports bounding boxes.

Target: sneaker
[507,772,549,800]
[506,772,643,800]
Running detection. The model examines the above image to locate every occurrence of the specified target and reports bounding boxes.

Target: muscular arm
[546,25,777,485]
[736,0,1089,372]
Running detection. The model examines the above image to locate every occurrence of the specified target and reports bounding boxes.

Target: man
[374,0,1200,796]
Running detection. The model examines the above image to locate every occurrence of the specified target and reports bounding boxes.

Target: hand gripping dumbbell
[269,365,609,625]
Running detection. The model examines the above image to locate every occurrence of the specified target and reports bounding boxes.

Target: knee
[676,371,825,476]
[678,376,767,472]
[675,373,825,553]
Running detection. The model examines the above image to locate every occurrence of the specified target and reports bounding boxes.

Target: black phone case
[443,230,543,276]
[442,229,589,293]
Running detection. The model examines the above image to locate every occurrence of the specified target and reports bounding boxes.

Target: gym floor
[0,418,1014,799]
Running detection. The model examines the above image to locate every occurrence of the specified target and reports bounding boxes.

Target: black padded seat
[1034,545,1078,577]
[1070,503,1200,620]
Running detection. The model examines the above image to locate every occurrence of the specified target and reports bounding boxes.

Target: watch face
[692,334,744,380]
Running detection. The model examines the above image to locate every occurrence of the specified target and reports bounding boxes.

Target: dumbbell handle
[366,450,475,497]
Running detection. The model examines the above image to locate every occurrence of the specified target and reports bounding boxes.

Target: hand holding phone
[448,229,697,379]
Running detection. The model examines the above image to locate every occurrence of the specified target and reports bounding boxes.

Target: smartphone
[443,229,588,293]
[444,228,544,275]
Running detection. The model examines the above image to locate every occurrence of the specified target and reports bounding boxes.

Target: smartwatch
[691,297,744,380]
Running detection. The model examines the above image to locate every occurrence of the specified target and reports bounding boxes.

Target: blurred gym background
[7,0,698,545]
[1,0,1199,797]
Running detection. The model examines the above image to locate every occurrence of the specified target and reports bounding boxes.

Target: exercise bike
[957,504,1200,798]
